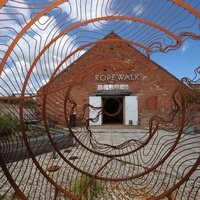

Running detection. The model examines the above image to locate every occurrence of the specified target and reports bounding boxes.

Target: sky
[151,39,200,80]
[0,0,199,96]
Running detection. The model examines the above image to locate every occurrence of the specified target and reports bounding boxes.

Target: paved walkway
[91,125,147,146]
[88,125,200,180]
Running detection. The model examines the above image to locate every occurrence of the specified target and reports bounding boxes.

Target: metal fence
[0,1,200,199]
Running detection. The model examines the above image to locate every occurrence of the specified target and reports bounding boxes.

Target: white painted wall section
[89,96,102,125]
[125,96,138,125]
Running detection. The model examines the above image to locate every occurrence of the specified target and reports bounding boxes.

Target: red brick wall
[37,33,182,128]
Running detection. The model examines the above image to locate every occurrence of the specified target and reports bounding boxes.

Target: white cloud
[58,0,114,30]
[0,0,116,96]
[0,60,28,96]
[0,0,32,96]
[0,0,32,65]
[133,4,144,16]
[0,11,81,96]
[0,0,31,38]
[181,43,189,53]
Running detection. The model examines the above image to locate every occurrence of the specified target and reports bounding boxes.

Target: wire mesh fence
[0,0,200,199]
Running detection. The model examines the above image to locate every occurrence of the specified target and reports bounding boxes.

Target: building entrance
[103,97,123,124]
[89,95,138,126]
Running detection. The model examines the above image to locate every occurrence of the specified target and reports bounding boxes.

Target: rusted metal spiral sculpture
[0,0,200,199]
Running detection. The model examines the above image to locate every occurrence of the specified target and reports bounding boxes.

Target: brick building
[37,33,183,128]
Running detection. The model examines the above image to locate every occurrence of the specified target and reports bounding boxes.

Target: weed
[0,113,19,137]
[71,174,101,200]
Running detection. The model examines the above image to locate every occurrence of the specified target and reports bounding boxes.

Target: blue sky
[151,39,200,80]
[0,0,199,96]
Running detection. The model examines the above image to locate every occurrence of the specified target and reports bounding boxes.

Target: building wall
[37,33,182,128]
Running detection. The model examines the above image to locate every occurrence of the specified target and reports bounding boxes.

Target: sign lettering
[95,74,141,82]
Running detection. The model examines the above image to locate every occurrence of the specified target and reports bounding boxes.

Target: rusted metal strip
[170,0,200,18]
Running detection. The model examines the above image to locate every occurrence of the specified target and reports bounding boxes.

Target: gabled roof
[40,31,183,91]
[53,31,125,81]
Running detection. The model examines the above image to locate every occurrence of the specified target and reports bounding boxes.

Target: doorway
[103,97,123,124]
[89,95,138,126]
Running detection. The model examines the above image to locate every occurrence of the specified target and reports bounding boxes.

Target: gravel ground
[1,129,200,199]
[1,145,200,200]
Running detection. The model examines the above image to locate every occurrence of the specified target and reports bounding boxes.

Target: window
[97,84,129,91]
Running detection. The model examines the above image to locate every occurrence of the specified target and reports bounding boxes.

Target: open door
[125,96,138,125]
[89,96,102,125]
